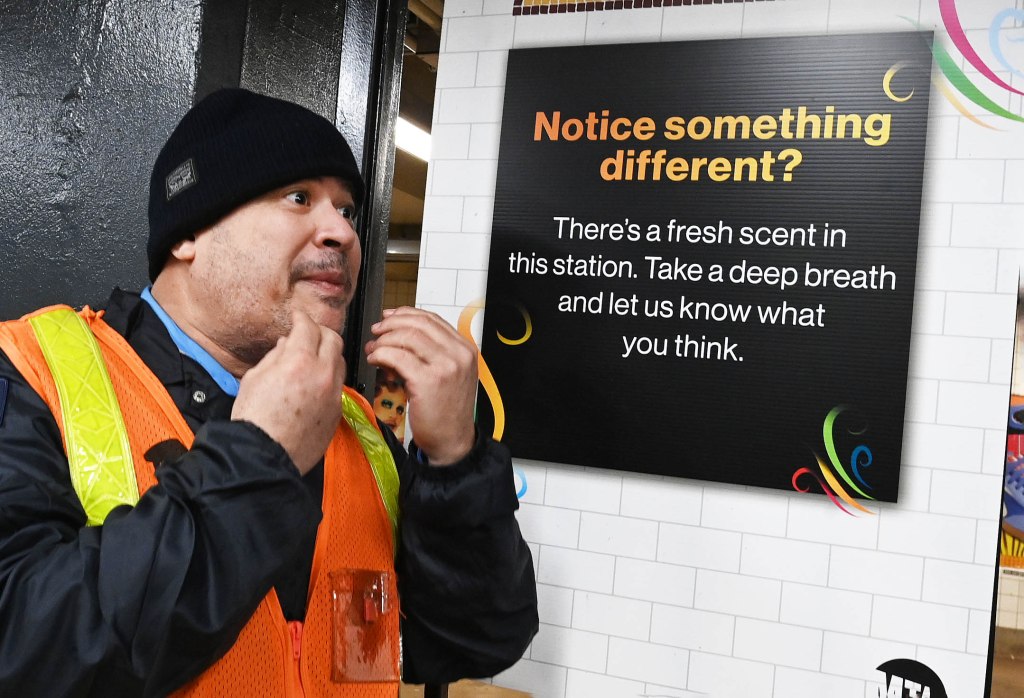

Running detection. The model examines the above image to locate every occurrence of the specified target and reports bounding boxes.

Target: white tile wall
[820,632,916,681]
[922,559,999,610]
[951,204,1024,249]
[936,380,1009,429]
[870,596,970,651]
[902,422,984,472]
[494,659,568,697]
[895,466,933,513]
[826,0,922,32]
[827,545,924,598]
[563,669,644,698]
[927,159,1006,203]
[537,545,616,593]
[537,582,574,627]
[475,51,509,87]
[584,7,665,44]
[429,123,471,159]
[945,292,1018,338]
[687,652,775,698]
[991,338,1014,384]
[1006,161,1024,203]
[613,557,696,606]
[518,502,581,548]
[545,467,622,513]
[908,334,992,382]
[915,646,990,698]
[460,196,495,234]
[572,591,652,640]
[649,603,735,654]
[911,289,946,334]
[780,582,873,635]
[578,511,658,560]
[786,496,880,548]
[413,268,457,305]
[530,624,608,673]
[454,269,489,305]
[917,247,999,292]
[701,488,789,536]
[418,1,1022,695]
[606,637,689,688]
[429,159,498,196]
[658,523,742,572]
[434,52,477,89]
[739,534,830,585]
[983,428,1007,475]
[774,667,865,698]
[421,195,464,232]
[620,475,702,525]
[877,509,978,562]
[694,570,782,621]
[661,4,744,41]
[421,232,490,269]
[929,470,1002,519]
[514,15,588,48]
[733,618,823,671]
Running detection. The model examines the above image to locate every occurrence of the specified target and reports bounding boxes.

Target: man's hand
[365,307,477,465]
[232,310,345,475]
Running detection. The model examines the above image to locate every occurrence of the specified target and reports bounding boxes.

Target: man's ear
[169,235,197,262]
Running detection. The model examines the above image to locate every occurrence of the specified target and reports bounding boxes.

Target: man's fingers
[316,324,345,361]
[374,306,457,340]
[284,309,321,353]
[369,309,476,363]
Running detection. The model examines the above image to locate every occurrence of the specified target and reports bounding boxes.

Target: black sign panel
[480,33,932,502]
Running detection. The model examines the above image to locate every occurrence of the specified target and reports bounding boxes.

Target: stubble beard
[227,255,353,368]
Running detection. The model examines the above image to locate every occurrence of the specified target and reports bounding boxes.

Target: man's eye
[337,206,355,219]
[286,191,309,205]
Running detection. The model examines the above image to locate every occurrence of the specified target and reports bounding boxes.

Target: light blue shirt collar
[140,287,241,397]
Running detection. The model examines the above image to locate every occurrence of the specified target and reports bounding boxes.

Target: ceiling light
[396,116,432,161]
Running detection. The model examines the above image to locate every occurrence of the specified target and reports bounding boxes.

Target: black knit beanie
[147,88,365,280]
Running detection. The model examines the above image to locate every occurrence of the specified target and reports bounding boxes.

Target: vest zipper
[288,620,305,696]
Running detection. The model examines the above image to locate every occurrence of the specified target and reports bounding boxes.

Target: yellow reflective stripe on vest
[341,392,400,545]
[27,307,402,537]
[28,308,139,526]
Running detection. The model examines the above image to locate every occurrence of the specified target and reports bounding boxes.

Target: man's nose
[314,205,358,249]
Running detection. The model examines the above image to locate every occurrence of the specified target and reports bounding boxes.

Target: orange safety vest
[0,306,400,697]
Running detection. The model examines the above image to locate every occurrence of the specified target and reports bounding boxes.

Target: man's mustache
[289,256,353,289]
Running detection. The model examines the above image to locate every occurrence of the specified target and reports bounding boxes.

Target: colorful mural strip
[513,0,772,17]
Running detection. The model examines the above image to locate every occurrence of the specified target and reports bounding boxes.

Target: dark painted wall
[0,0,202,317]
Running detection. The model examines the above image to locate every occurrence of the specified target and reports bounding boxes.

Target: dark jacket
[0,289,537,696]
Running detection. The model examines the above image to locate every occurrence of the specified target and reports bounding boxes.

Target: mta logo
[876,659,947,698]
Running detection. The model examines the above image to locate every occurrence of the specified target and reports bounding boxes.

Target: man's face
[183,176,361,367]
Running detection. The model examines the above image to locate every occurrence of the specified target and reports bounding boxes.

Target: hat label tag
[166,158,197,200]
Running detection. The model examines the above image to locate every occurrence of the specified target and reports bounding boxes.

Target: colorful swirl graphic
[458,300,504,440]
[514,467,528,499]
[919,1,1024,127]
[457,299,535,442]
[792,406,876,516]
[458,300,530,500]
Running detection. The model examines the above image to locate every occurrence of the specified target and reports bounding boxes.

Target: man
[0,88,537,696]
